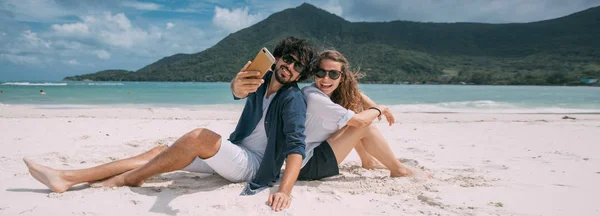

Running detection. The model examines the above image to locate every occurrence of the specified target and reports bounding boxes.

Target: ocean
[1,81,599,113]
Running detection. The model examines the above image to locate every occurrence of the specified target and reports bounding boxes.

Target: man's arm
[268,93,307,211]
[231,61,264,99]
[268,153,302,212]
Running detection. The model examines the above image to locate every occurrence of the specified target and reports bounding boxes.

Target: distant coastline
[60,76,600,87]
[61,4,600,87]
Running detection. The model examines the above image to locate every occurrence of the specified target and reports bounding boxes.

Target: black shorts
[297,141,339,181]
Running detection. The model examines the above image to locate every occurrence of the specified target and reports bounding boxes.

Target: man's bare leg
[23,145,167,193]
[354,142,386,169]
[94,128,222,188]
[327,125,417,177]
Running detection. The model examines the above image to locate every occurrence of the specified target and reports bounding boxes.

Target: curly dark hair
[272,36,318,82]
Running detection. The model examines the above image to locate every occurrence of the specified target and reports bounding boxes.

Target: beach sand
[1,105,599,215]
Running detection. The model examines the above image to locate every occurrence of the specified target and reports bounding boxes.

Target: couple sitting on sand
[24,37,424,212]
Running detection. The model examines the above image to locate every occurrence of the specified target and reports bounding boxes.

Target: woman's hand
[376,105,395,126]
[268,191,292,212]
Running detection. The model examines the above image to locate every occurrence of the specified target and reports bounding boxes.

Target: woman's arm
[346,104,395,128]
[346,107,380,128]
[360,92,381,121]
[361,92,377,109]
[346,92,396,128]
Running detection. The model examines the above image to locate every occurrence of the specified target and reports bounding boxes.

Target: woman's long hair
[318,50,364,112]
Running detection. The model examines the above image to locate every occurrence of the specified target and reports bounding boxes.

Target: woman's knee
[363,124,378,134]
[347,124,375,136]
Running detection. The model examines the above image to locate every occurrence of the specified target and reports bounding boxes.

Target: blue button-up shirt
[229,71,307,195]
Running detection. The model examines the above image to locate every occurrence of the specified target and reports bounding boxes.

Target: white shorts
[170,139,262,182]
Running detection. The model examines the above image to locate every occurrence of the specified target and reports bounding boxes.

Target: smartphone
[247,47,276,79]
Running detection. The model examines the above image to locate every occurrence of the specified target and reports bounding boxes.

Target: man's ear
[294,74,303,82]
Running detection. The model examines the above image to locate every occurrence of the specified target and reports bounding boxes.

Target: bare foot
[363,158,420,170]
[23,157,73,193]
[90,171,143,188]
[390,167,432,179]
[362,160,387,169]
[398,158,419,167]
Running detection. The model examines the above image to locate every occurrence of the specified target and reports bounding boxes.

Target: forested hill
[65,3,600,85]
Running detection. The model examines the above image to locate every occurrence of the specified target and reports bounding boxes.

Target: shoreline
[2,104,600,115]
[3,80,599,87]
[1,106,599,215]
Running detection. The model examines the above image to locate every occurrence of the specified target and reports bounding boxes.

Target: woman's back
[301,85,355,164]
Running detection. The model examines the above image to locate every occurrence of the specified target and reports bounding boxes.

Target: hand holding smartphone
[247,47,276,79]
[231,47,275,98]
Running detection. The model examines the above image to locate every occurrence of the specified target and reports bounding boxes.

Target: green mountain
[65,3,600,85]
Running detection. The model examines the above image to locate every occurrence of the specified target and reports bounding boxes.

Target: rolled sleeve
[281,93,307,159]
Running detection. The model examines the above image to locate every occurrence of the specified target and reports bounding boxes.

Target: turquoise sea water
[1,81,599,113]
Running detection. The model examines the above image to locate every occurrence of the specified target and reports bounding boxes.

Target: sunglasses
[281,54,305,73]
[315,68,342,80]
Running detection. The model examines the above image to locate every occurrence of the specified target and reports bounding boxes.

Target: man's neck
[266,75,284,98]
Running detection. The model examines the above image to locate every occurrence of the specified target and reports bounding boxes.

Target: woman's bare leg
[358,125,416,177]
[327,125,413,177]
[354,142,385,169]
[23,145,167,193]
[93,128,222,188]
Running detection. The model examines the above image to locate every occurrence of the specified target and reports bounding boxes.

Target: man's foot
[23,157,73,193]
[90,171,143,188]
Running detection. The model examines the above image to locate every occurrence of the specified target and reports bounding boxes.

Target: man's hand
[231,61,265,98]
[268,191,292,212]
[266,154,301,212]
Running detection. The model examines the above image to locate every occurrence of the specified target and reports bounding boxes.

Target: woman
[297,50,421,180]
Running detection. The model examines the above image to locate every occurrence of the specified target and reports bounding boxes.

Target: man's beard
[274,65,296,85]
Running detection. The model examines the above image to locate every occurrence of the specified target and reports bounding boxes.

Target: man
[23,36,317,211]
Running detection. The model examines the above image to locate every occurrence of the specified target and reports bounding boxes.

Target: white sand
[1,105,599,215]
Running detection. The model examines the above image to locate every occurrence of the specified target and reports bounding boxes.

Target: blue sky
[1,0,599,81]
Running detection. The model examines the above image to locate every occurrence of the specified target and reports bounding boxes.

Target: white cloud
[0,30,54,65]
[21,30,51,49]
[337,0,600,23]
[51,22,90,36]
[1,30,52,55]
[51,12,149,49]
[122,1,161,11]
[0,0,69,22]
[64,59,79,65]
[0,54,40,65]
[94,50,111,59]
[212,6,264,32]
[53,40,84,51]
[44,11,215,59]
